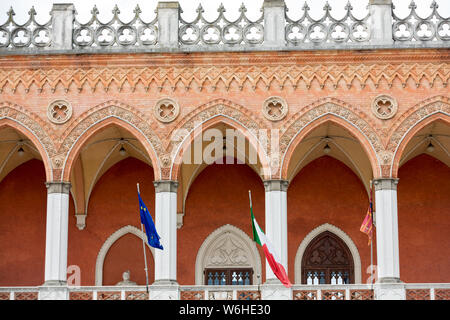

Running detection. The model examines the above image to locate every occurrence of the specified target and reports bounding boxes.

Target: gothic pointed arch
[168,99,271,181]
[194,224,262,285]
[60,100,162,181]
[388,96,450,177]
[280,98,382,183]
[0,102,55,181]
[294,223,362,284]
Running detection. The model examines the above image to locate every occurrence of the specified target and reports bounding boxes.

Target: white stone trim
[194,224,263,285]
[294,223,362,284]
[95,225,155,286]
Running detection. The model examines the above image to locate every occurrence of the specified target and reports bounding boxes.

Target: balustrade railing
[1,283,450,300]
[0,0,448,55]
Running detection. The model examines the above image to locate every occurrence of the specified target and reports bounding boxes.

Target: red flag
[360,184,374,245]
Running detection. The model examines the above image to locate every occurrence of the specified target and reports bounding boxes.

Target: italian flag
[249,191,292,288]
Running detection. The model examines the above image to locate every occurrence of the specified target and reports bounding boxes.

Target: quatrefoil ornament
[47,100,72,124]
[154,98,179,123]
[262,96,288,122]
[372,95,397,120]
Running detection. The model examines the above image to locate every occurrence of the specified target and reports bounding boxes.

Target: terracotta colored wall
[0,159,46,286]
[102,233,153,286]
[287,156,373,284]
[67,157,155,286]
[179,161,266,285]
[398,154,450,283]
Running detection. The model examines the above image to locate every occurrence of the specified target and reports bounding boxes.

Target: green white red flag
[249,191,292,288]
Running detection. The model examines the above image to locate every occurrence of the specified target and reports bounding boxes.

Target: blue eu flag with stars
[138,192,163,250]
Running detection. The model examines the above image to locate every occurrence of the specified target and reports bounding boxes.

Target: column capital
[369,0,392,5]
[373,178,399,191]
[263,179,289,192]
[45,181,71,194]
[153,180,178,193]
[263,0,286,8]
[156,1,180,10]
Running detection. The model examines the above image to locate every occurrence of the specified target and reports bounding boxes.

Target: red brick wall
[179,161,266,285]
[67,157,155,286]
[398,154,450,283]
[287,156,374,284]
[0,159,46,286]
[1,155,449,286]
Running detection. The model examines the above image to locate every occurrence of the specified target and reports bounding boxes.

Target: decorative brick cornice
[0,50,447,94]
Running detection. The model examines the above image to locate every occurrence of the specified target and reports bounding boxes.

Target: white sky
[0,0,448,25]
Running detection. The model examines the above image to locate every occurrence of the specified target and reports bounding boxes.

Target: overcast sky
[0,0,448,25]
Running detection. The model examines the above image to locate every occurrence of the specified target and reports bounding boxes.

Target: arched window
[195,224,262,285]
[301,231,354,284]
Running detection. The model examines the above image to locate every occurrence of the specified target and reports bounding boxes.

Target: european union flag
[138,192,163,250]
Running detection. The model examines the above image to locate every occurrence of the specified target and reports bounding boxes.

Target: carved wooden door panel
[302,231,354,284]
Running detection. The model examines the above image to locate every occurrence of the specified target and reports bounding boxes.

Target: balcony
[1,283,450,300]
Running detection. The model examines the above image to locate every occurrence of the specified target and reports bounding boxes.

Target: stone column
[263,0,286,47]
[50,4,75,50]
[373,178,405,300]
[374,178,400,282]
[40,182,71,300]
[157,1,180,49]
[151,180,179,299]
[260,180,291,299]
[368,0,393,46]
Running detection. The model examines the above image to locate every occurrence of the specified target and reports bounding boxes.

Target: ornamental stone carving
[47,100,73,124]
[262,96,288,121]
[372,95,397,120]
[154,98,179,123]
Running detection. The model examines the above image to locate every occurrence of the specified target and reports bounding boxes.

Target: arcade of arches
[0,50,449,289]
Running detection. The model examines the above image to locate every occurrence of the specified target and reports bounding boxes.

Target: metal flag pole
[369,179,374,290]
[137,183,150,294]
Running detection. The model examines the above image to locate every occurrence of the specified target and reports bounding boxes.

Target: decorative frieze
[0,60,446,94]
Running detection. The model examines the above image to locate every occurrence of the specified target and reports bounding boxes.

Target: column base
[260,280,292,300]
[42,280,67,286]
[377,277,403,284]
[374,282,405,300]
[38,283,68,300]
[149,280,179,300]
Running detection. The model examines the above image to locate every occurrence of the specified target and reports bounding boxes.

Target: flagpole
[369,180,374,290]
[137,183,150,294]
